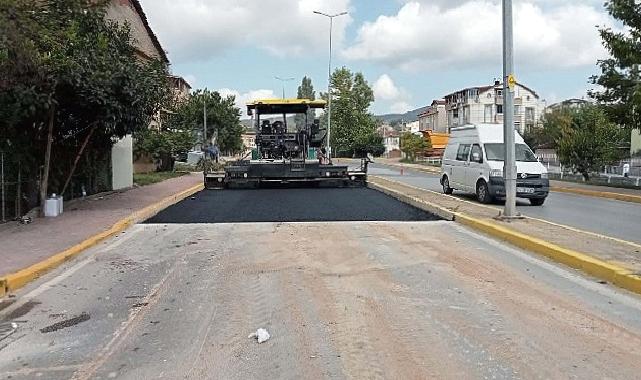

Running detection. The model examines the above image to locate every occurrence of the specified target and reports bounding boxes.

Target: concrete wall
[632,129,641,157]
[112,136,134,190]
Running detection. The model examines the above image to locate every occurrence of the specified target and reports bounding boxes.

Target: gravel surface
[145,188,440,223]
[2,222,641,379]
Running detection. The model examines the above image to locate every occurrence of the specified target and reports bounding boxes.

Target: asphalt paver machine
[205,99,369,189]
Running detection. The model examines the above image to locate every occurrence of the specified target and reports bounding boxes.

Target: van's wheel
[442,176,453,195]
[530,197,546,206]
[476,180,493,204]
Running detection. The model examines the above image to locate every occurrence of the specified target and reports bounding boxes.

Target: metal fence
[0,153,38,222]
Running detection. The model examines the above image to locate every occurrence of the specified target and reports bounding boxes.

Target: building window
[497,90,503,96]
[497,105,503,114]
[525,107,535,121]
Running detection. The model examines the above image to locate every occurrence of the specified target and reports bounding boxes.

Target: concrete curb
[0,183,204,298]
[368,179,641,296]
[553,186,641,204]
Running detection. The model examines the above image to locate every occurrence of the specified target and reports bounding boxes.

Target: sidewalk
[0,173,202,277]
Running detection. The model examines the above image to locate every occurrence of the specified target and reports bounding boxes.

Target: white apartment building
[404,120,420,134]
[418,100,447,133]
[444,80,544,134]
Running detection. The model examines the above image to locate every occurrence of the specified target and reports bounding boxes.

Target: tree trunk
[39,106,55,217]
[582,171,590,182]
[61,125,97,196]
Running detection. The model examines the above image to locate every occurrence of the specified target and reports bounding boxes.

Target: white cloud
[139,0,352,63]
[344,1,613,71]
[218,88,276,118]
[373,74,401,100]
[372,74,415,114]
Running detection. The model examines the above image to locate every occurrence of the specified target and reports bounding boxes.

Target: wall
[105,0,162,61]
[112,136,134,190]
[632,129,641,157]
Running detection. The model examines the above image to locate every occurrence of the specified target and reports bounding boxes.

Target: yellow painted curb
[369,178,641,297]
[552,186,641,204]
[0,183,204,297]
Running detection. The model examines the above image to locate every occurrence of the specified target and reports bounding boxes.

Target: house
[241,131,257,153]
[546,98,592,113]
[444,80,544,134]
[169,75,192,102]
[105,0,169,189]
[378,125,401,158]
[404,120,420,134]
[418,100,447,133]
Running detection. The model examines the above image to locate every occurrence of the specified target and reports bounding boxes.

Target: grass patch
[134,171,187,186]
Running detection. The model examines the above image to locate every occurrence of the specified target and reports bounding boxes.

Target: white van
[440,124,549,206]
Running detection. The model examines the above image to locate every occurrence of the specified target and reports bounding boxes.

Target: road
[368,164,641,244]
[2,188,641,379]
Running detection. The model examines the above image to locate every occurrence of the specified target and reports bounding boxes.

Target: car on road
[440,123,549,205]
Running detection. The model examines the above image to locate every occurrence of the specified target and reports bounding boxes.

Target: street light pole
[503,0,517,217]
[314,10,348,161]
[203,93,207,148]
[275,76,295,99]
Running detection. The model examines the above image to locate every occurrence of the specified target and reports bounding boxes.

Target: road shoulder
[368,175,641,296]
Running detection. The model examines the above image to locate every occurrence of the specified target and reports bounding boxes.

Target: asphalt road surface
[2,189,641,379]
[146,188,440,223]
[369,164,641,244]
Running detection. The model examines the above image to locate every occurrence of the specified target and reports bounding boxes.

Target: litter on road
[248,328,271,343]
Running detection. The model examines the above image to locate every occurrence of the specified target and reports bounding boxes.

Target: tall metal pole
[503,0,517,217]
[203,93,208,148]
[327,16,333,160]
[275,77,295,99]
[314,11,348,161]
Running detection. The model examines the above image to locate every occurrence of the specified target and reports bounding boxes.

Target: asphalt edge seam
[0,183,205,298]
[368,179,641,296]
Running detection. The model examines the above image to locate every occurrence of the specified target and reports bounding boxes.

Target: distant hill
[375,106,429,124]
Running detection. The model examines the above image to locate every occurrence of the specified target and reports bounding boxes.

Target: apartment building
[418,100,447,133]
[444,80,543,134]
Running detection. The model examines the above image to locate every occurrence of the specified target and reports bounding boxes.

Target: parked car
[440,123,549,206]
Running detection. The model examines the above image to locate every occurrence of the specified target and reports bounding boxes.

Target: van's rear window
[485,144,538,162]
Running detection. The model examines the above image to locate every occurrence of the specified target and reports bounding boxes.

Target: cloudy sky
[139,0,615,115]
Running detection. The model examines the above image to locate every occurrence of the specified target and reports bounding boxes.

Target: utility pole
[314,10,348,161]
[503,0,517,217]
[275,76,295,99]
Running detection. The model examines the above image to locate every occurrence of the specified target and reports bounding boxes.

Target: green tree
[557,106,628,181]
[400,133,427,162]
[322,67,381,157]
[0,0,171,213]
[590,0,641,130]
[168,89,243,154]
[295,76,316,129]
[524,108,572,150]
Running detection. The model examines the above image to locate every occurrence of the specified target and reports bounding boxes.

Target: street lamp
[314,10,348,161]
[275,76,295,99]
[502,0,517,217]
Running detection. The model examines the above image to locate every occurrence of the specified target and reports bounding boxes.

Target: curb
[368,178,641,297]
[0,183,204,298]
[552,186,641,205]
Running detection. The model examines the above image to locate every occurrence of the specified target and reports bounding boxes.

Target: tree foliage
[556,106,628,180]
[322,67,383,157]
[295,76,315,129]
[523,108,572,150]
[590,0,641,129]
[166,89,243,154]
[0,0,171,209]
[400,133,427,162]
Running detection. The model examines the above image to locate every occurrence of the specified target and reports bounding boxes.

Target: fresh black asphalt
[145,188,441,223]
